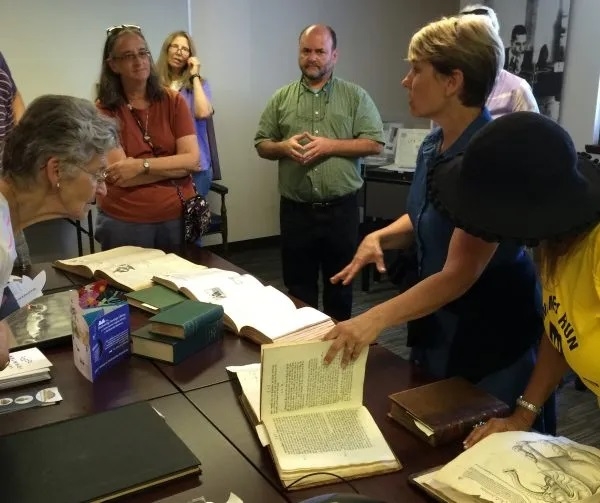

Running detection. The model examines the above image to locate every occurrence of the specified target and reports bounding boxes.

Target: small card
[0,385,62,415]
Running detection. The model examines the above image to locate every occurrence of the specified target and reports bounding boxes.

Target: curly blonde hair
[408,15,504,107]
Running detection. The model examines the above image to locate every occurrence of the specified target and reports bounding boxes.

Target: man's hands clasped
[284,132,333,165]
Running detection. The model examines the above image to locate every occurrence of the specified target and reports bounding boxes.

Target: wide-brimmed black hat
[428,111,600,245]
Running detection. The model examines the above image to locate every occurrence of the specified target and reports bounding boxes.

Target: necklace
[127,102,151,142]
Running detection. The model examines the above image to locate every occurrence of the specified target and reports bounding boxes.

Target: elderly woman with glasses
[95,25,200,253]
[325,15,555,433]
[157,31,214,199]
[0,94,118,370]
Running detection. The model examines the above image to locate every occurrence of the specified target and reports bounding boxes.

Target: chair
[66,208,95,256]
[204,115,229,254]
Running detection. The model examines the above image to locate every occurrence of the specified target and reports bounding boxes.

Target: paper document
[435,431,600,502]
[380,128,430,171]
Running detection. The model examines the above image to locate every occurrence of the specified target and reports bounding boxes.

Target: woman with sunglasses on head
[95,25,200,253]
[0,94,118,370]
[157,31,213,199]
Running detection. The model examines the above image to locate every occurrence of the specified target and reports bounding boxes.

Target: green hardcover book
[131,323,223,364]
[148,299,224,339]
[125,285,186,314]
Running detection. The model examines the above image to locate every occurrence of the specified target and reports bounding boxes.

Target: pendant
[144,135,151,142]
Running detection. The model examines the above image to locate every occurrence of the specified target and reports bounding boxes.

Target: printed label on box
[71,283,130,382]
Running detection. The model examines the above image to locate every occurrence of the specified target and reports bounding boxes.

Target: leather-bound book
[388,376,510,447]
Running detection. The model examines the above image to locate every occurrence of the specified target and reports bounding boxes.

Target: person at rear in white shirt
[459,4,539,118]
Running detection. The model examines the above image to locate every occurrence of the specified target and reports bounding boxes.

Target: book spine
[434,404,511,446]
[173,319,224,364]
[182,306,225,338]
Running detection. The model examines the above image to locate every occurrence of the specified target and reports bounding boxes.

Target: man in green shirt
[254,24,383,320]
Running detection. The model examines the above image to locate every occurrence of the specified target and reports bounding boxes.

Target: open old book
[230,340,402,489]
[53,246,205,291]
[153,268,334,344]
[410,431,600,502]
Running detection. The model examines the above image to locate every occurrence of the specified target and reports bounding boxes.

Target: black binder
[0,402,201,502]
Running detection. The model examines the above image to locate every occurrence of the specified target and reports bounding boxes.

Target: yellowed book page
[226,363,262,421]
[435,431,600,502]
[99,253,206,291]
[412,467,485,502]
[156,269,264,306]
[55,246,164,275]
[153,268,239,293]
[260,339,367,418]
[263,405,397,472]
[244,305,331,342]
[278,319,336,344]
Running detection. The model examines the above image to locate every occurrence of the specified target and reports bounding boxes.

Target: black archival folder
[0,402,201,502]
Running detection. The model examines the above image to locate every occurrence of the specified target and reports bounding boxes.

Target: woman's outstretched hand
[330,233,385,286]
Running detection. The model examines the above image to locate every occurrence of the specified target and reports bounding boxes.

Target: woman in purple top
[157,31,213,197]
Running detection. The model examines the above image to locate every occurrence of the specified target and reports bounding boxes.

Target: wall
[1,0,460,259]
[0,0,189,261]
[190,0,458,243]
[459,0,600,148]
[0,0,189,101]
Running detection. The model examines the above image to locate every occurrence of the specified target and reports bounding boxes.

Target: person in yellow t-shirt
[426,111,600,449]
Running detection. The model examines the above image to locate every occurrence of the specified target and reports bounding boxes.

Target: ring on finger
[473,420,486,429]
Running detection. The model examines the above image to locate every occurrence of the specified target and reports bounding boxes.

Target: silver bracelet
[516,395,542,415]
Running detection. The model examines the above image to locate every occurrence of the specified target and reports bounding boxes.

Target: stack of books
[130,299,224,364]
[0,347,53,390]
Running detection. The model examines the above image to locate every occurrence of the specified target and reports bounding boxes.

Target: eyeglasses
[78,166,108,184]
[106,24,141,36]
[168,44,191,55]
[111,49,151,62]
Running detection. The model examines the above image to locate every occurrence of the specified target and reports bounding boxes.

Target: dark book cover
[149,299,224,339]
[388,377,510,447]
[131,321,223,364]
[125,285,186,314]
[0,402,201,502]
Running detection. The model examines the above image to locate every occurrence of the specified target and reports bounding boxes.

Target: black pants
[280,193,359,321]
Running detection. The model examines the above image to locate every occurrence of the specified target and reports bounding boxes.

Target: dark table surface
[0,346,178,436]
[126,394,288,503]
[186,345,461,502]
[154,332,261,392]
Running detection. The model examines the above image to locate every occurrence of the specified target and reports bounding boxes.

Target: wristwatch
[189,73,201,83]
[142,159,150,175]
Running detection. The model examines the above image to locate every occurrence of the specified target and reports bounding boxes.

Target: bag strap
[172,176,199,206]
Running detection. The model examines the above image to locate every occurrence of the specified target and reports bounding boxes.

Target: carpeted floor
[222,242,600,447]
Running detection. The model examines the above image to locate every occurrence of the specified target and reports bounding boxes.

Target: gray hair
[460,3,500,34]
[1,95,119,186]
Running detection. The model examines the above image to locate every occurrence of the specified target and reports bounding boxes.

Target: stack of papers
[0,347,52,390]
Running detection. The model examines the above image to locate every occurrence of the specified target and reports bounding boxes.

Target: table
[0,346,178,436]
[128,394,288,503]
[186,345,461,502]
[3,252,457,502]
[154,333,261,392]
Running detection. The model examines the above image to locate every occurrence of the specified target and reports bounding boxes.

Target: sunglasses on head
[461,8,490,16]
[106,24,141,36]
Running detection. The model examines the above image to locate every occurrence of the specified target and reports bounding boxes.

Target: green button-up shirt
[254,76,383,202]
